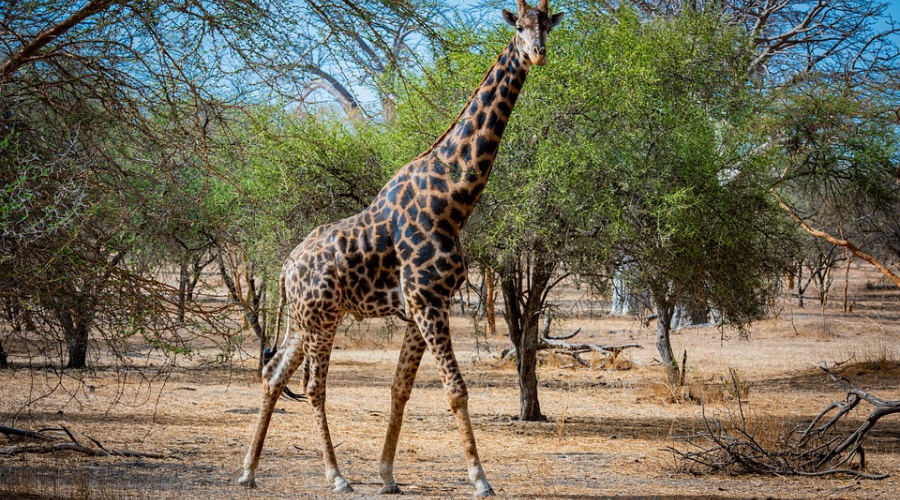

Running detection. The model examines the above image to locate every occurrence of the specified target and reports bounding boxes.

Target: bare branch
[670,364,900,479]
[772,191,900,288]
[300,67,361,112]
[504,318,641,365]
[0,0,118,81]
[0,425,167,459]
[351,33,386,73]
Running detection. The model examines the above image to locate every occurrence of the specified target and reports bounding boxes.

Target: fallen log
[0,425,56,441]
[0,425,167,459]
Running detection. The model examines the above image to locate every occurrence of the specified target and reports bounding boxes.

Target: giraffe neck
[425,38,531,228]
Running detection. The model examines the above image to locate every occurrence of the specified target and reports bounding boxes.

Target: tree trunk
[653,293,679,386]
[62,311,91,369]
[0,338,8,368]
[179,249,215,323]
[215,244,270,375]
[814,252,835,306]
[612,266,630,315]
[457,288,466,315]
[500,253,553,422]
[177,258,189,324]
[516,311,543,420]
[248,276,267,376]
[843,251,851,313]
[484,267,497,336]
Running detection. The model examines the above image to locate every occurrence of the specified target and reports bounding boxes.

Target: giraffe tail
[281,383,307,402]
[273,273,287,350]
[266,273,307,402]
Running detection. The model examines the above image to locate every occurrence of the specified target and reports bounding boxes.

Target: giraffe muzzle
[531,45,547,66]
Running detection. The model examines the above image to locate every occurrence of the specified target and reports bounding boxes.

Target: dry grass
[1,265,899,499]
[637,368,752,406]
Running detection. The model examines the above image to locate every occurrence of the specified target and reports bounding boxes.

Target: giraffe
[238,1,564,496]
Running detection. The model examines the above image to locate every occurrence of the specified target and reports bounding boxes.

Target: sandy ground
[1,267,899,499]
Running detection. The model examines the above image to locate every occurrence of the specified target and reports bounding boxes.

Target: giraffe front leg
[378,323,427,494]
[306,345,353,493]
[240,343,304,488]
[412,305,495,497]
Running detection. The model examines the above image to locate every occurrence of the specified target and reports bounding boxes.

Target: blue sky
[344,1,900,113]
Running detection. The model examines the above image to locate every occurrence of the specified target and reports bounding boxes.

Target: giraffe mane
[411,44,514,163]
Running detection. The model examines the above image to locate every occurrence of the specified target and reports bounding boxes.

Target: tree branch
[0,425,166,459]
[772,191,900,288]
[0,0,118,81]
[299,67,360,112]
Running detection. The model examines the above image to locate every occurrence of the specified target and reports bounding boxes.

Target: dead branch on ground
[668,366,900,479]
[501,317,641,367]
[0,425,167,459]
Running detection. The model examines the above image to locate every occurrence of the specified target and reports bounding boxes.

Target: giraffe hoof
[379,483,402,494]
[333,480,354,493]
[238,474,257,488]
[475,487,496,497]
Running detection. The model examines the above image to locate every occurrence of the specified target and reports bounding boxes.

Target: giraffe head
[502,0,564,66]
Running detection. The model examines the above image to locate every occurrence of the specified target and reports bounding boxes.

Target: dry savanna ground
[2,266,899,499]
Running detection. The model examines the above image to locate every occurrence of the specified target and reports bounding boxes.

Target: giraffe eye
[516,25,523,32]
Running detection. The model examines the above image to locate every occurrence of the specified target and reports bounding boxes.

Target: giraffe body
[239,2,563,496]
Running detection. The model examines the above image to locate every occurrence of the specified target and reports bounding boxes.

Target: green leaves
[223,109,390,271]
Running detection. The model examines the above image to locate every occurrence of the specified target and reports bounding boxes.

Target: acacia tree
[738,0,900,289]
[586,0,900,383]
[498,7,796,395]
[634,1,900,288]
[211,107,392,372]
[771,81,900,290]
[571,8,797,386]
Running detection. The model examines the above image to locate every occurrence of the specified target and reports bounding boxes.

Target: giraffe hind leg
[263,347,307,402]
[304,327,353,493]
[239,343,305,488]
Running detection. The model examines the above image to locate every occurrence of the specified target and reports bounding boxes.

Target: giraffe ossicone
[239,1,563,496]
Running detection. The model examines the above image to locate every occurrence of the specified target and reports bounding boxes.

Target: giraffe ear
[549,11,564,28]
[501,9,518,27]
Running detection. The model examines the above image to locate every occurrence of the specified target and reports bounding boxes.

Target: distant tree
[210,108,391,372]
